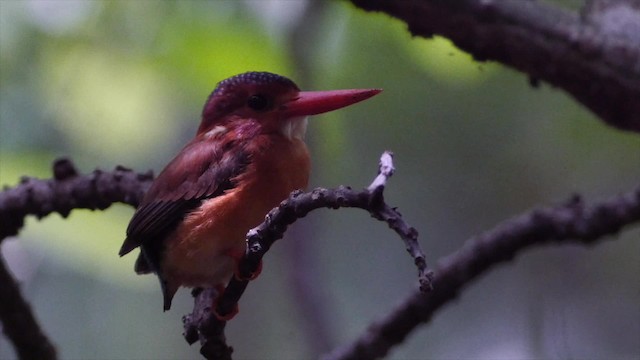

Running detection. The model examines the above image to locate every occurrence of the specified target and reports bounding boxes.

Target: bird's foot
[212,285,238,321]
[235,259,262,281]
[226,248,262,281]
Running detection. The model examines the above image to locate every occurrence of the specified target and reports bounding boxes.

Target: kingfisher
[119,71,381,317]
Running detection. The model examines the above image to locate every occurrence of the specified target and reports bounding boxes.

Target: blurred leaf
[41,44,178,164]
[158,12,293,98]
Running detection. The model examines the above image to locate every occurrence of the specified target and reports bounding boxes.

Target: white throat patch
[204,125,228,139]
[280,116,308,140]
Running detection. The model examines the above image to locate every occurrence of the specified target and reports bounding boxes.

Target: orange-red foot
[226,248,263,281]
[235,259,262,281]
[212,285,238,321]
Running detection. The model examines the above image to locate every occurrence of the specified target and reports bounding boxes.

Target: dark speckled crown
[209,72,298,100]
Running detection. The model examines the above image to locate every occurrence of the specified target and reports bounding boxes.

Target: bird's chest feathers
[181,136,310,245]
[228,134,311,223]
[163,135,310,285]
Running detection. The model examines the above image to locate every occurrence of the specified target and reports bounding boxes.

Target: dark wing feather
[120,200,199,258]
[119,137,250,260]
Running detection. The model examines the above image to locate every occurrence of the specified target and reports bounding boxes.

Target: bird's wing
[119,138,251,258]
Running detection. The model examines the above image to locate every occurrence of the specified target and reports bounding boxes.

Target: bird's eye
[247,94,270,111]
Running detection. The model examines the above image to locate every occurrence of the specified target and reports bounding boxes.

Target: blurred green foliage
[1,1,638,359]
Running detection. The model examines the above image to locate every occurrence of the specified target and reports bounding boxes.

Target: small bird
[119,72,381,316]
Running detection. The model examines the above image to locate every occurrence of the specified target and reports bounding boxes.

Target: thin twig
[322,188,640,360]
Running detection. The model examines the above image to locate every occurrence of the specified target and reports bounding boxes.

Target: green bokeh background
[1,1,638,359]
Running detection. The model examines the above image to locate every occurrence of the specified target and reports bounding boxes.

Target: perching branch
[351,0,640,132]
[182,151,433,359]
[322,187,640,360]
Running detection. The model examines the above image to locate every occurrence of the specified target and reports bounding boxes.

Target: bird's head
[198,72,381,140]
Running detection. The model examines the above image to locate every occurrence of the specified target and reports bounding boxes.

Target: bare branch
[351,0,640,132]
[0,256,57,360]
[183,151,432,358]
[0,158,153,359]
[182,288,233,360]
[2,156,638,360]
[322,188,640,360]
[0,158,153,241]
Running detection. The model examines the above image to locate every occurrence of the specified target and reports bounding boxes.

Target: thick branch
[351,0,640,132]
[183,151,433,359]
[323,187,640,360]
[0,158,153,241]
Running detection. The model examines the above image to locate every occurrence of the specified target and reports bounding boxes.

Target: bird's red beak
[282,88,382,117]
